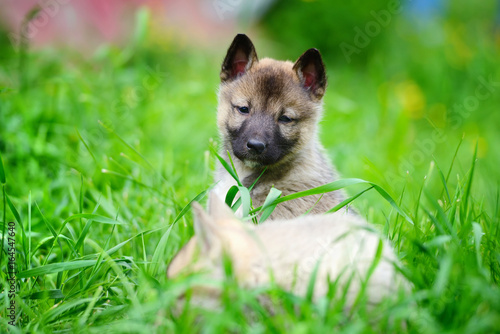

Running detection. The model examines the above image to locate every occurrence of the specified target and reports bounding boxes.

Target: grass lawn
[1,14,500,333]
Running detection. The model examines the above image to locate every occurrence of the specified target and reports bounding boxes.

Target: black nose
[246,139,266,154]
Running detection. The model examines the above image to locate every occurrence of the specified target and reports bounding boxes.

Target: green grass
[1,13,500,333]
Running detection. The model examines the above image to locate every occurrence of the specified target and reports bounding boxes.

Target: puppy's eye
[238,106,249,114]
[278,115,293,124]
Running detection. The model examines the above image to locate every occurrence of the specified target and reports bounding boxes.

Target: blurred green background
[0,0,500,331]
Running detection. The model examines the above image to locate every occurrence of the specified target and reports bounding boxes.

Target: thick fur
[167,197,408,307]
[213,34,345,220]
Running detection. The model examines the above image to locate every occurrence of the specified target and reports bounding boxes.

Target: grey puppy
[213,34,346,219]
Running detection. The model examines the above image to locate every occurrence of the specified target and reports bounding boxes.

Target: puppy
[167,196,408,307]
[213,34,346,219]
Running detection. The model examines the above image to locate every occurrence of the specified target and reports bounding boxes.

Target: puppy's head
[167,196,254,280]
[166,196,257,307]
[217,34,327,168]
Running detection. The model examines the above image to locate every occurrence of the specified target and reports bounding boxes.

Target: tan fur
[213,35,345,220]
[167,197,409,307]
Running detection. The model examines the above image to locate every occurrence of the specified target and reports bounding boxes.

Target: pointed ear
[220,34,258,82]
[208,194,235,221]
[293,48,327,100]
[191,202,221,253]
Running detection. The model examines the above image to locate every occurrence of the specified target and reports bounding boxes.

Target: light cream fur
[167,197,409,307]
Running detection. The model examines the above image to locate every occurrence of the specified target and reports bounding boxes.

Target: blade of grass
[351,239,384,312]
[445,136,463,184]
[224,185,239,207]
[76,128,98,166]
[41,297,95,325]
[415,162,433,225]
[424,235,453,249]
[230,197,242,212]
[79,174,84,228]
[424,190,458,240]
[41,213,124,270]
[141,232,148,273]
[272,179,365,203]
[108,156,133,176]
[0,150,6,184]
[394,181,408,250]
[83,223,119,292]
[0,184,5,264]
[99,120,154,170]
[25,289,65,300]
[28,191,31,268]
[78,219,121,295]
[62,213,124,225]
[172,186,212,225]
[101,169,168,200]
[462,141,478,219]
[35,201,65,265]
[74,219,94,254]
[149,224,174,277]
[31,236,55,255]
[227,151,240,181]
[85,238,140,308]
[259,187,282,223]
[249,167,267,191]
[78,285,103,326]
[0,153,5,263]
[6,193,28,269]
[0,151,6,268]
[447,184,461,228]
[238,186,252,218]
[35,202,57,238]
[423,208,446,235]
[433,254,453,296]
[303,194,324,215]
[472,222,486,276]
[251,178,413,225]
[18,260,98,279]
[305,259,321,302]
[210,147,242,187]
[434,158,451,205]
[75,203,101,254]
[104,227,164,256]
[414,177,426,225]
[326,186,374,213]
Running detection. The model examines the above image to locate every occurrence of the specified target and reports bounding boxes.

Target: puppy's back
[250,213,406,303]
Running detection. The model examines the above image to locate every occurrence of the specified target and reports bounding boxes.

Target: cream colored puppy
[168,196,408,307]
